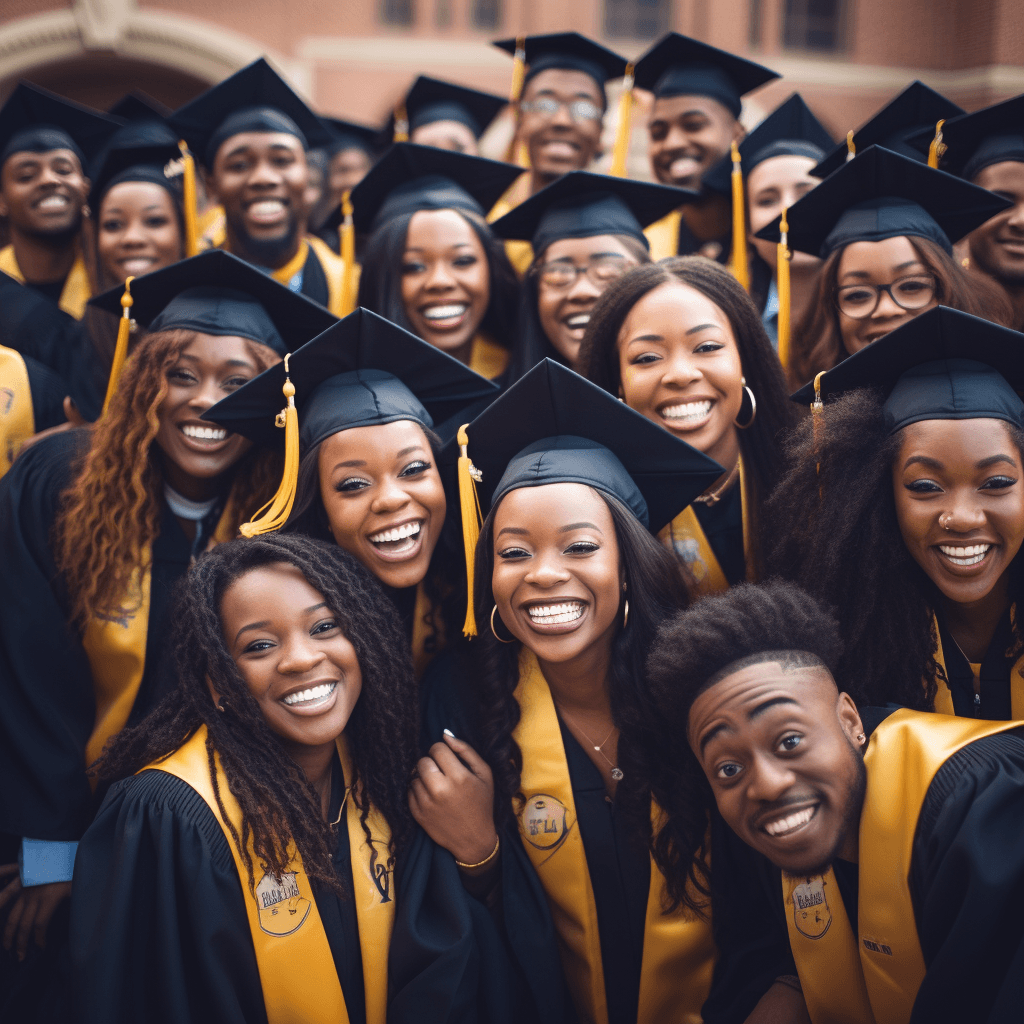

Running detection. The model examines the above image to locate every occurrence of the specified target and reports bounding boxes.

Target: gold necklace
[692,460,740,506]
[557,704,623,781]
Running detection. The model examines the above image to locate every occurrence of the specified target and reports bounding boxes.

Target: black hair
[95,533,420,897]
[645,578,843,912]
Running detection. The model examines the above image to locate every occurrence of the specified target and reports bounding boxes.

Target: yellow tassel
[393,102,409,143]
[456,423,483,637]
[509,36,527,105]
[609,63,634,178]
[729,141,749,292]
[101,276,135,415]
[776,207,791,371]
[927,118,946,169]
[178,140,199,257]
[339,190,357,316]
[846,130,856,161]
[239,355,299,537]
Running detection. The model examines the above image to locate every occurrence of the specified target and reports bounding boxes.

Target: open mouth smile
[522,599,587,634]
[281,681,337,710]
[35,193,72,211]
[659,399,713,429]
[420,304,468,330]
[937,543,993,568]
[367,519,425,562]
[761,804,818,838]
[245,198,288,225]
[563,313,591,332]
[179,423,231,448]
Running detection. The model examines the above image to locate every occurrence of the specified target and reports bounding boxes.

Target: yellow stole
[0,244,90,318]
[410,581,445,680]
[198,204,226,250]
[488,183,534,276]
[658,458,754,596]
[930,611,1024,719]
[468,334,509,381]
[0,345,34,476]
[783,709,1021,1024]
[643,209,684,262]
[512,650,715,1024]
[146,725,394,1024]
[81,505,236,769]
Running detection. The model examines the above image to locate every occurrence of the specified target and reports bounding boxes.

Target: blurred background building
[1,0,1022,175]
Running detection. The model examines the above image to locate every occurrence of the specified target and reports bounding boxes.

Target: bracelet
[455,835,500,870]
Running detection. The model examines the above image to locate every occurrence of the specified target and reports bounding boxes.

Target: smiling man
[647,579,1024,1024]
[170,59,350,316]
[0,84,118,319]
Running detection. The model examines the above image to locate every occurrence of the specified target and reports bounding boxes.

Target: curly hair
[764,389,1024,710]
[789,236,1015,389]
[577,256,799,575]
[355,206,521,360]
[645,579,844,913]
[53,329,282,628]
[95,533,420,897]
[462,489,691,859]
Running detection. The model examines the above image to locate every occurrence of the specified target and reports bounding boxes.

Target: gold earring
[490,605,515,644]
[622,599,629,629]
[735,376,757,429]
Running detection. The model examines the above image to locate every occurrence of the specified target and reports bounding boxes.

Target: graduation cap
[107,92,173,124]
[0,82,120,168]
[811,81,964,179]
[447,358,722,633]
[398,76,507,141]
[493,33,628,96]
[754,145,1012,259]
[904,92,1024,182]
[791,306,1024,435]
[632,33,779,118]
[168,57,333,169]
[87,142,184,210]
[490,170,696,254]
[202,307,498,536]
[335,141,522,234]
[321,116,381,158]
[702,94,835,196]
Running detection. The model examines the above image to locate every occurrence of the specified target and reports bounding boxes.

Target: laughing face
[893,418,1024,608]
[97,180,183,287]
[647,95,741,191]
[0,148,88,240]
[617,280,744,470]
[317,419,446,590]
[687,659,867,876]
[491,482,623,668]
[220,562,362,755]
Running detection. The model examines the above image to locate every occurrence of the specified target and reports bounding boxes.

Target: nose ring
[939,512,954,530]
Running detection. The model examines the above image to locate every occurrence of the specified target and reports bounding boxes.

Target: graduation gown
[643,208,730,262]
[0,245,91,319]
[736,707,1024,1024]
[0,346,67,475]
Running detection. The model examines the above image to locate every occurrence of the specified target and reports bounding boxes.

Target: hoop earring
[622,599,629,629]
[735,377,757,429]
[490,605,516,644]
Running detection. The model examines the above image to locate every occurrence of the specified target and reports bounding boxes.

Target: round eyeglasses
[518,97,603,124]
[835,275,937,319]
[534,254,633,291]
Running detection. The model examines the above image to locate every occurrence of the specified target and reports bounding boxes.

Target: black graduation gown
[734,708,1024,1024]
[296,244,334,310]
[692,479,746,588]
[935,608,1018,719]
[23,353,69,432]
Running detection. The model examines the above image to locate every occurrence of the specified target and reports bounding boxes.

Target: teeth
[282,682,337,706]
[662,400,712,421]
[527,601,584,625]
[565,314,590,329]
[422,304,467,321]
[369,521,421,544]
[249,200,285,215]
[182,424,227,441]
[939,543,991,566]
[37,195,69,209]
[763,806,815,837]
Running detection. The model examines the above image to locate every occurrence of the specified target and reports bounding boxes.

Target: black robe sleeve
[23,354,68,432]
[0,271,87,381]
[908,728,1024,1024]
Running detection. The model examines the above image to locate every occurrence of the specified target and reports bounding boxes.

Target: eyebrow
[234,602,329,644]
[222,141,297,159]
[496,526,529,538]
[841,260,925,281]
[698,695,800,756]
[404,242,474,252]
[686,322,721,335]
[397,445,425,457]
[558,521,601,533]
[175,354,254,369]
[104,203,166,215]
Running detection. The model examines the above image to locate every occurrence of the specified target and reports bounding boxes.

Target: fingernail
[443,728,455,738]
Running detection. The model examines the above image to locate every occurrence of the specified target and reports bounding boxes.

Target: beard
[228,213,301,269]
[798,741,867,877]
[22,213,82,248]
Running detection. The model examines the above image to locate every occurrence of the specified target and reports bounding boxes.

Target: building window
[381,0,413,26]
[472,0,501,30]
[783,0,847,52]
[604,0,671,39]
[749,0,763,48]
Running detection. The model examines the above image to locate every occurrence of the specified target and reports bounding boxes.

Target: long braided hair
[95,534,420,896]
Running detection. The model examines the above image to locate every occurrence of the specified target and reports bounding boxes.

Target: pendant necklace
[692,460,739,506]
[557,704,623,781]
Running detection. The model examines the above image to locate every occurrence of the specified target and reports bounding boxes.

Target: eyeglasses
[835,275,937,319]
[518,97,603,124]
[533,254,633,291]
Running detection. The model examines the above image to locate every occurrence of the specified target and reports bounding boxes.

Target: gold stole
[198,204,226,250]
[658,458,754,596]
[643,209,684,262]
[307,234,360,318]
[488,183,534,276]
[929,611,1024,719]
[512,651,715,1024]
[146,725,394,1024]
[468,334,509,381]
[0,244,90,318]
[783,709,1021,1024]
[0,345,34,476]
[410,581,445,680]
[81,505,236,769]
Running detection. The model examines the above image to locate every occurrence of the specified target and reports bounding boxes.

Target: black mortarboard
[168,58,333,169]
[88,142,184,209]
[811,81,964,179]
[202,307,498,449]
[490,170,696,254]
[401,76,507,140]
[792,306,1024,435]
[338,142,522,234]
[702,93,834,196]
[89,249,336,357]
[904,93,1024,182]
[449,358,722,531]
[107,92,173,124]
[633,33,779,118]
[755,146,1011,259]
[0,82,119,168]
[322,116,381,158]
[493,33,628,91]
